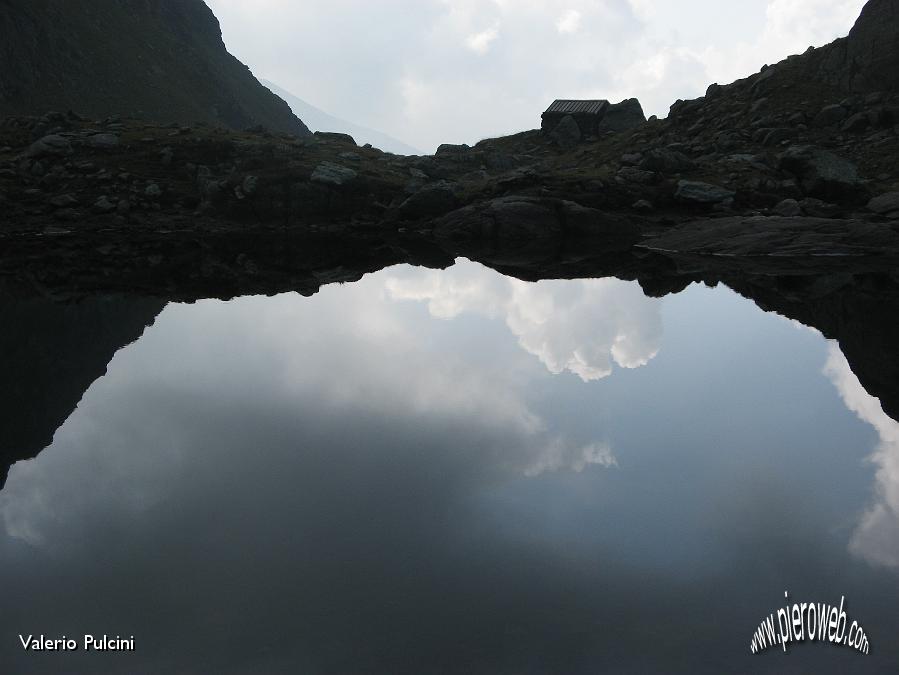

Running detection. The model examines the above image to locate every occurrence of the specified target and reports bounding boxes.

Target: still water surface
[2,260,898,673]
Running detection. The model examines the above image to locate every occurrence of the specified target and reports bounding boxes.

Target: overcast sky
[204,0,866,151]
[204,0,866,152]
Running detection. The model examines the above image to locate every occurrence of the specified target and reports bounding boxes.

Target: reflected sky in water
[2,260,898,674]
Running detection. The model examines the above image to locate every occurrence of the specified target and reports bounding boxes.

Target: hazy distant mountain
[0,0,310,136]
[263,80,422,155]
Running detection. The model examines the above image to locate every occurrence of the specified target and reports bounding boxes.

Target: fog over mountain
[263,80,422,155]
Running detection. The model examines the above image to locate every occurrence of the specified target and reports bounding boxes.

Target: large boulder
[777,145,862,199]
[398,181,459,219]
[310,161,357,187]
[597,98,646,133]
[548,115,582,150]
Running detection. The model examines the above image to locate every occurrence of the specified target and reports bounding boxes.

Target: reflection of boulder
[0,295,164,487]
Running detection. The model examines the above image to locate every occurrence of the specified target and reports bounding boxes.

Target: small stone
[145,183,162,198]
[86,133,120,149]
[93,195,116,213]
[48,193,79,208]
[632,199,653,211]
[117,199,131,215]
[241,175,258,196]
[867,192,899,214]
[772,198,802,216]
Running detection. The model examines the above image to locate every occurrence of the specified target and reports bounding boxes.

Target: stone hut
[541,98,646,138]
[541,100,609,137]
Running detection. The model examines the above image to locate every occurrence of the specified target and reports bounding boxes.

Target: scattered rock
[639,148,694,173]
[617,167,657,185]
[145,183,162,198]
[24,134,72,159]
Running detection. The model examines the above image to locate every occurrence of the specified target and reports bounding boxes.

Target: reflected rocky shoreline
[2,228,899,489]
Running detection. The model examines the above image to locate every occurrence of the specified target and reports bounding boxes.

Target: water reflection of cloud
[385,259,663,381]
[824,344,899,569]
[2,265,642,548]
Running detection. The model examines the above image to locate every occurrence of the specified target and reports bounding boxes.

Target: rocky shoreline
[3,0,899,300]
[2,0,899,482]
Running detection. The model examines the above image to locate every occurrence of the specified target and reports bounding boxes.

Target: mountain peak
[0,0,310,135]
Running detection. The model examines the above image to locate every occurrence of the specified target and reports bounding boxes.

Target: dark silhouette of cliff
[0,0,310,135]
[0,294,164,487]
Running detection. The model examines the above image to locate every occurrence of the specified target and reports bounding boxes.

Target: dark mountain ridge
[0,0,310,136]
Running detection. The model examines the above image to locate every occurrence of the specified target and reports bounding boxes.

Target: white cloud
[556,9,582,34]
[466,25,500,54]
[385,258,663,382]
[823,344,899,569]
[524,440,617,477]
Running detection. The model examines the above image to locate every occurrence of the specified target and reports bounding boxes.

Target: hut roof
[544,100,609,115]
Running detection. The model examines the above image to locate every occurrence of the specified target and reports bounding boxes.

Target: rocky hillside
[0,0,310,136]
